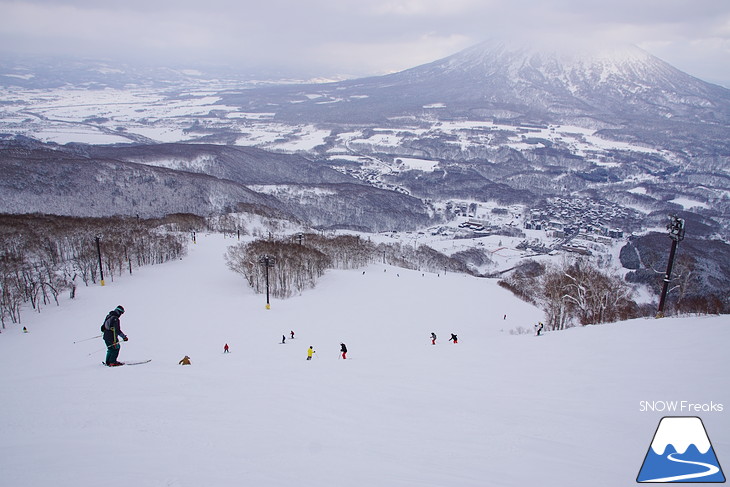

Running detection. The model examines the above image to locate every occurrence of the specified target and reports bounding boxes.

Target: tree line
[225,233,472,299]
[499,258,654,330]
[0,214,195,328]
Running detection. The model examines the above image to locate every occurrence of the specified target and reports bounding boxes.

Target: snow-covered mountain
[408,40,730,124]
[226,40,730,143]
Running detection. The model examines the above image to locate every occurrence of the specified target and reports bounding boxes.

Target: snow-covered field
[0,84,660,159]
[0,233,728,487]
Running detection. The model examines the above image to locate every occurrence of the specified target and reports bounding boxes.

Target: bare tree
[0,214,189,325]
[226,238,332,298]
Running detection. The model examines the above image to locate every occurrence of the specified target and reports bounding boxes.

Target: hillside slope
[0,233,727,487]
[0,140,435,231]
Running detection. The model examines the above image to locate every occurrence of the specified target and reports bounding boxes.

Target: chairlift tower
[95,234,105,286]
[656,216,685,318]
[258,255,275,309]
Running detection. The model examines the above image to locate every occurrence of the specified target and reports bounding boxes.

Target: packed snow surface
[0,234,727,487]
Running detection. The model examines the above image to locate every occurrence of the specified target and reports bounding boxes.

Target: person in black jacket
[101,305,128,366]
[340,342,347,360]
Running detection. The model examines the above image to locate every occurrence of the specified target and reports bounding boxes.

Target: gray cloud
[1,0,729,85]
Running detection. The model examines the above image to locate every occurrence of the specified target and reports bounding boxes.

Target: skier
[179,355,191,365]
[535,322,544,336]
[101,305,128,366]
[22,327,28,333]
[431,332,437,345]
[307,346,315,360]
[449,333,458,344]
[281,335,286,344]
[340,342,348,360]
[224,343,230,353]
[290,330,295,339]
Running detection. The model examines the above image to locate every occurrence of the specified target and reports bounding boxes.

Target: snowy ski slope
[0,233,727,487]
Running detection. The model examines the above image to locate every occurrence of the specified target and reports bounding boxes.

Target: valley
[1,40,729,310]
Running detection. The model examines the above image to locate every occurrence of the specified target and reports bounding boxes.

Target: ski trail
[642,452,720,482]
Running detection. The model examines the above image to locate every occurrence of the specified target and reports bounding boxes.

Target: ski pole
[87,341,120,356]
[74,335,102,344]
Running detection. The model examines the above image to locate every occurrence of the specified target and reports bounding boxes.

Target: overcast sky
[1,0,729,86]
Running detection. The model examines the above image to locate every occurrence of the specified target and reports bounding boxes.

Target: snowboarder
[224,343,230,353]
[101,305,128,366]
[535,322,544,336]
[340,342,348,360]
[290,330,295,339]
[179,355,191,365]
[307,346,315,360]
[281,335,286,344]
[431,332,437,345]
[449,333,458,344]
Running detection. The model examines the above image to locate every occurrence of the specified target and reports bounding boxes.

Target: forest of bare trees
[225,233,472,299]
[0,214,196,327]
[226,239,332,299]
[499,258,652,330]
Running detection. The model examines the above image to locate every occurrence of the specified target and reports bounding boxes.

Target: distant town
[442,196,634,256]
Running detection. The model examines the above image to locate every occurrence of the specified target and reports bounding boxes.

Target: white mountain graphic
[651,417,712,455]
[638,416,725,483]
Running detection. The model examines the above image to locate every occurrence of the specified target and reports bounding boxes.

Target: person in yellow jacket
[307,346,315,360]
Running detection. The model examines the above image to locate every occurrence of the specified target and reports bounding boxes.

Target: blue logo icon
[637,416,725,483]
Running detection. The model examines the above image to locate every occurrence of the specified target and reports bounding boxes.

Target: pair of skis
[102,360,151,367]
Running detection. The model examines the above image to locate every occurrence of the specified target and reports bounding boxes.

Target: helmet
[115,305,125,314]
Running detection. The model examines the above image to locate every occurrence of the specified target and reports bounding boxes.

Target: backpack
[101,313,114,333]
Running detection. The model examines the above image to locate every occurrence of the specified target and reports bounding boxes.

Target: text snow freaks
[640,401,724,413]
